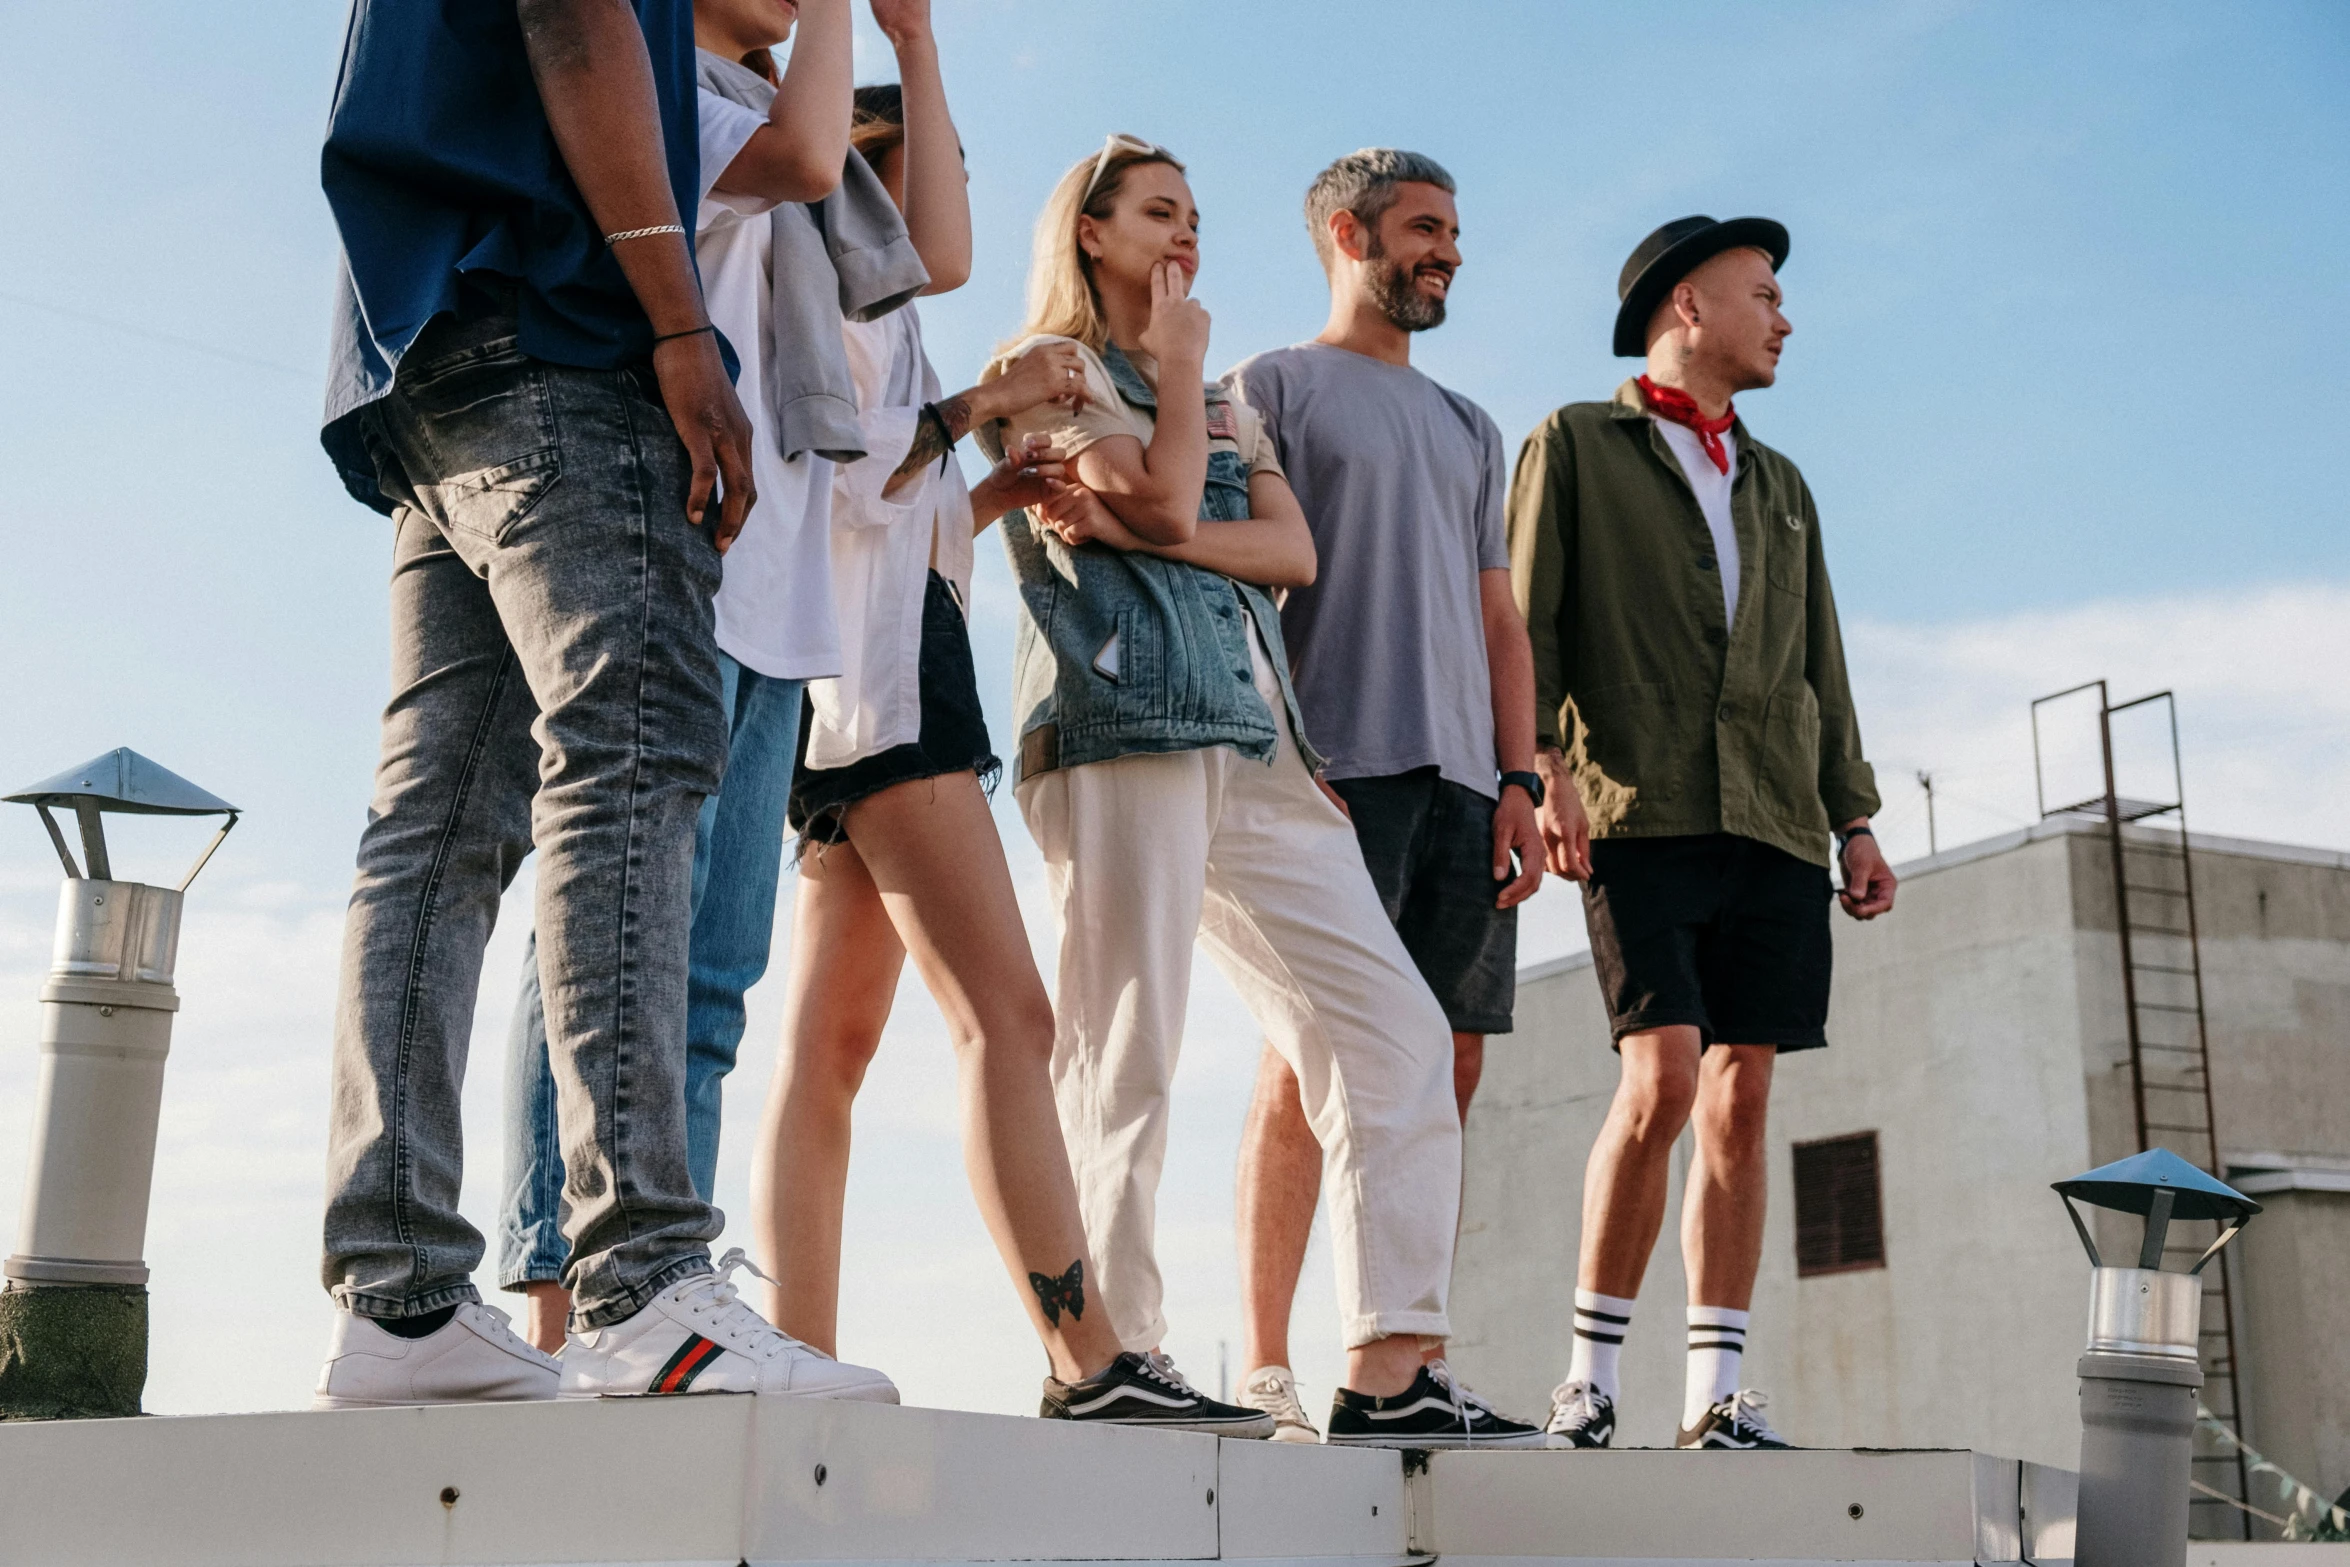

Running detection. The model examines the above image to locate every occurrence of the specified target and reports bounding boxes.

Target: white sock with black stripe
[1567,1288,1634,1400]
[1684,1305,1750,1427]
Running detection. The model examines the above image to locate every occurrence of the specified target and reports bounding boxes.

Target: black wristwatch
[1500,770,1546,807]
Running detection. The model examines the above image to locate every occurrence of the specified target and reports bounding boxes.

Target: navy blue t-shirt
[319,0,701,511]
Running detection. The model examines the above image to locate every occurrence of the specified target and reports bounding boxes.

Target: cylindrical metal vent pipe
[7,878,184,1287]
[2076,1267,2204,1567]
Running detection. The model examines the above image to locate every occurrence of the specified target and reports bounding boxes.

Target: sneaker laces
[1426,1358,1498,1418]
[678,1248,811,1363]
[1722,1388,1784,1441]
[1420,1357,1477,1439]
[1242,1365,1311,1428]
[1547,1378,1604,1431]
[462,1301,548,1360]
[1137,1351,1201,1401]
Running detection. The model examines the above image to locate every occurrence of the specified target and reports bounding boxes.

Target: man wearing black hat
[1506,216,1896,1451]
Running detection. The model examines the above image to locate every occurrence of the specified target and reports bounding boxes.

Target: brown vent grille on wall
[1793,1130,1885,1277]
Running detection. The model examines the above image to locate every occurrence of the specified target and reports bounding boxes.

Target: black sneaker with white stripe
[1041,1351,1275,1437]
[1324,1365,1552,1448]
[1675,1388,1793,1449]
[1544,1379,1615,1447]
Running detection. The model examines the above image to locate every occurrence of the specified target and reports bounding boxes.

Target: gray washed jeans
[323,313,725,1327]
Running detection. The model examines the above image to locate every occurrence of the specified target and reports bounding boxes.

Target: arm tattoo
[887,392,975,489]
[1028,1259,1085,1326]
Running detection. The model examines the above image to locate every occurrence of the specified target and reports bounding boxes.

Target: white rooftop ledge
[0,1396,2074,1567]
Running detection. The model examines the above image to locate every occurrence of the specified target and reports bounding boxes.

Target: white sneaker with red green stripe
[559,1249,897,1402]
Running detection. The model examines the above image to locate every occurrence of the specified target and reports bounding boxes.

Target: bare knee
[790,1019,885,1100]
[1613,1048,1699,1148]
[1694,1056,1772,1162]
[952,988,1058,1076]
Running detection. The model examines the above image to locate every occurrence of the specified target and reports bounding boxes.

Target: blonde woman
[981,137,1548,1446]
[744,14,1268,1434]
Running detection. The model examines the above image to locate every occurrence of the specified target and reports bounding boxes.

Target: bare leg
[1576,1027,1702,1299]
[1345,1333,1426,1396]
[1236,1044,1321,1374]
[520,1280,569,1356]
[1681,1044,1775,1310]
[1450,1032,1485,1121]
[751,843,904,1354]
[837,772,1124,1382]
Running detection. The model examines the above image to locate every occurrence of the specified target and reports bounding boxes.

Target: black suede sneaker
[1324,1365,1552,1448]
[1675,1389,1792,1449]
[1544,1379,1615,1448]
[1041,1351,1276,1437]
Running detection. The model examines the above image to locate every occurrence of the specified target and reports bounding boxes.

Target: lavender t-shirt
[1223,343,1509,797]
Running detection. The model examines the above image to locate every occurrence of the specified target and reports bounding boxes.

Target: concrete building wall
[1451,822,2350,1486]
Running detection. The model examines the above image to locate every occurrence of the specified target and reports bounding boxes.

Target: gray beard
[1364,246,1447,332]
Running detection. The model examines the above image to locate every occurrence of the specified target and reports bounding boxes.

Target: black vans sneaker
[1544,1379,1615,1448]
[1324,1365,1552,1448]
[1042,1351,1276,1437]
[1675,1389,1792,1449]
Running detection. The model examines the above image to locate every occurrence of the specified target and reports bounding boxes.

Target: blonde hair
[1011,141,1186,353]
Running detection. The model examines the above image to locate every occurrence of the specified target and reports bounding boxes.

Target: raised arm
[871,0,972,293]
[710,0,852,205]
[1068,264,1209,545]
[518,0,754,545]
[881,338,1088,500]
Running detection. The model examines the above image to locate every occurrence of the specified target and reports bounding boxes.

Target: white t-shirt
[693,95,843,681]
[1653,417,1741,629]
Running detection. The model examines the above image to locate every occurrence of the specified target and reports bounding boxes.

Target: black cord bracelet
[919,401,961,452]
[653,324,717,345]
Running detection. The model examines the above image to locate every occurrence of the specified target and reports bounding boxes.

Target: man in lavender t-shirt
[1220,149,1545,1441]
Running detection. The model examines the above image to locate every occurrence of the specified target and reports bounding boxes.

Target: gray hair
[1303,148,1457,268]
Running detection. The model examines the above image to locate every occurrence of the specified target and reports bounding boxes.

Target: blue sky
[0,1,2343,1418]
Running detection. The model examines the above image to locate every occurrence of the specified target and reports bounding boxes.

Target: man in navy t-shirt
[313,0,889,1408]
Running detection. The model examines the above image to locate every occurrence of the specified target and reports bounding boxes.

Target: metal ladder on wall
[2032,680,2251,1540]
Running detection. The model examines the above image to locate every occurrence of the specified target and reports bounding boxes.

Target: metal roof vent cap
[6,746,239,888]
[2054,1148,2260,1567]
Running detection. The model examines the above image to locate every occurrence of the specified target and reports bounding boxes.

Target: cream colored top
[984,335,1285,485]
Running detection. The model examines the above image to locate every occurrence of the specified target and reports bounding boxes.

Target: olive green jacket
[1507,380,1879,868]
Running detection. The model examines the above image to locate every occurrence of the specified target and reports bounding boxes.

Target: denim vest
[1001,342,1321,783]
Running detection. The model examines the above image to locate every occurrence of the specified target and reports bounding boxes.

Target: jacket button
[1705,627,1726,646]
[1235,668,1251,681]
[1698,557,1717,572]
[1718,703,1735,722]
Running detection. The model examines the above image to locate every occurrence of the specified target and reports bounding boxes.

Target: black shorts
[789,571,1000,846]
[1328,767,1517,1035]
[1581,833,1832,1051]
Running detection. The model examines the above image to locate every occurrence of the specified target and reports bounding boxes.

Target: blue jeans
[498,653,804,1289]
[323,315,727,1328]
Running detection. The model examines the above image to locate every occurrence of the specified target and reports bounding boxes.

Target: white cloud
[0,580,2338,1420]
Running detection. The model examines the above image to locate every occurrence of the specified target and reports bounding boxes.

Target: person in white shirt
[742,8,1270,1432]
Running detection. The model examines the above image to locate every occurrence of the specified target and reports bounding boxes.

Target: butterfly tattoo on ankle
[1029,1259,1085,1326]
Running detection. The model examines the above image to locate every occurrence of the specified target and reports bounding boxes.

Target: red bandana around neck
[1637,375,1735,474]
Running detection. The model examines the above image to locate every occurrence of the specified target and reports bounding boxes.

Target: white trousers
[1016,645,1460,1352]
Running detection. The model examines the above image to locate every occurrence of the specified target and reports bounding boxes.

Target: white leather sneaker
[560,1249,898,1402]
[313,1301,559,1409]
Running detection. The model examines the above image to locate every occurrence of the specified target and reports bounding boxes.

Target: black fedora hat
[1612,215,1790,357]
